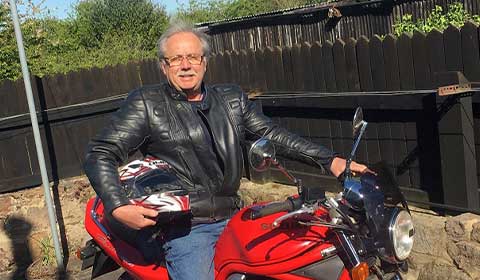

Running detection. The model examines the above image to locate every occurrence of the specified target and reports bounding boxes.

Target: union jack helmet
[119,156,191,214]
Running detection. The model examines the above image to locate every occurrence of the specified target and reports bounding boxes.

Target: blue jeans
[161,220,228,280]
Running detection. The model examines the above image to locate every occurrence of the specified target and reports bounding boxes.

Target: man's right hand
[112,204,158,230]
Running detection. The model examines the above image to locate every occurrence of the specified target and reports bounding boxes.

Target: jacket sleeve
[84,89,150,214]
[240,92,338,173]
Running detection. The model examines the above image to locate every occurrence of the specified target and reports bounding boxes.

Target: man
[84,20,370,280]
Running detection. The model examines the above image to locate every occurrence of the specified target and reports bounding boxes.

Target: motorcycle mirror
[249,138,276,172]
[345,107,368,179]
[352,107,364,139]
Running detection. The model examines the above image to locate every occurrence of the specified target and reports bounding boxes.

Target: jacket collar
[164,82,212,110]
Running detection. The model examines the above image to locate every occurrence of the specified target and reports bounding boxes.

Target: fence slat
[345,38,361,92]
[265,47,277,91]
[239,50,250,91]
[273,46,286,91]
[292,44,306,91]
[209,54,219,84]
[311,41,326,91]
[426,29,447,85]
[412,31,432,89]
[357,36,374,92]
[370,35,387,91]
[378,123,395,169]
[461,21,480,82]
[223,51,233,84]
[254,49,267,91]
[229,51,241,85]
[322,40,337,92]
[405,122,421,187]
[397,33,416,90]
[0,81,16,118]
[216,52,226,84]
[330,119,345,157]
[444,24,463,72]
[391,122,411,187]
[333,39,348,92]
[282,46,295,91]
[383,34,401,90]
[365,122,381,164]
[301,43,315,91]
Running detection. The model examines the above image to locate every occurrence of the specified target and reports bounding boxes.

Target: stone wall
[0,176,479,279]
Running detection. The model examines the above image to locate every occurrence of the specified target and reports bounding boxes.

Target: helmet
[119,156,191,215]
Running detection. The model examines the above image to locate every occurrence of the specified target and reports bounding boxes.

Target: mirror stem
[344,158,352,180]
[271,160,303,195]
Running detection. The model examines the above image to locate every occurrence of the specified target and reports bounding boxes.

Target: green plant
[392,14,418,36]
[393,2,480,36]
[37,236,55,266]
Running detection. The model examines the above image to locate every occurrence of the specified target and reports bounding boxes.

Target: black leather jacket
[84,83,337,220]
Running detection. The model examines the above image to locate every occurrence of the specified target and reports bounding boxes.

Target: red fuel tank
[215,205,337,275]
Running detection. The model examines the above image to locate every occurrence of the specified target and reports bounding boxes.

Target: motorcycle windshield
[361,161,409,210]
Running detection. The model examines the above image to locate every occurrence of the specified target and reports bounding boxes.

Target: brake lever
[272,204,317,228]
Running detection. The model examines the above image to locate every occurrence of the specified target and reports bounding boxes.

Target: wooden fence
[201,0,480,53]
[1,23,479,212]
[0,59,164,191]
[203,22,480,211]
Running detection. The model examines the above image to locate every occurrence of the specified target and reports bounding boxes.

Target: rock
[447,241,480,279]
[472,223,480,243]
[25,207,49,231]
[0,196,13,219]
[417,261,472,280]
[410,211,451,263]
[445,213,480,242]
[0,247,13,272]
[238,179,296,205]
[29,231,52,262]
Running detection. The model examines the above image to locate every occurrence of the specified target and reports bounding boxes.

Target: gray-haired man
[84,20,370,279]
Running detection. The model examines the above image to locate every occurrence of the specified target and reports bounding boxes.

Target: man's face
[160,32,207,94]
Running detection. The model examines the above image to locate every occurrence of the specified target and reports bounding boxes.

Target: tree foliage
[393,2,480,36]
[0,0,168,81]
[174,0,327,23]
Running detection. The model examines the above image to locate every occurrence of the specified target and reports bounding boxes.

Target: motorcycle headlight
[388,209,414,261]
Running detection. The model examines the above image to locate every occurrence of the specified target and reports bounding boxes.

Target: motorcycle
[78,107,414,280]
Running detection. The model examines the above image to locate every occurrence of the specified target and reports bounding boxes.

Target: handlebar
[250,196,302,220]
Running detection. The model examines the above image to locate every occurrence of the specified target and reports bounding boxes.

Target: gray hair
[157,19,211,60]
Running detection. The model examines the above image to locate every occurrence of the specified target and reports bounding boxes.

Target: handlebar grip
[250,199,294,220]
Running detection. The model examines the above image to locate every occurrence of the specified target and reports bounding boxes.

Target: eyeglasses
[163,54,204,66]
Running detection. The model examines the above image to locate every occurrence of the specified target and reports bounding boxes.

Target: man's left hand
[330,157,375,178]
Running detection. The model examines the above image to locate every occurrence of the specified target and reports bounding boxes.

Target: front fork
[333,231,361,270]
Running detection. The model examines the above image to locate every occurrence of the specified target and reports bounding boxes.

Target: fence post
[436,72,479,210]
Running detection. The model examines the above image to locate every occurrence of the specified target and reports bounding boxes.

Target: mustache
[177,71,196,76]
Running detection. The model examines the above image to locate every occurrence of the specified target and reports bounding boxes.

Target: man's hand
[330,157,375,178]
[112,204,158,230]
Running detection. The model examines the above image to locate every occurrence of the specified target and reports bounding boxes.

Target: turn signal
[351,262,369,280]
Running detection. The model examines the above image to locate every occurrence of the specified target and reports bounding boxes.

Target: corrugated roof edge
[194,0,386,28]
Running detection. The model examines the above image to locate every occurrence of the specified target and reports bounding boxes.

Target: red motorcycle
[78,108,414,280]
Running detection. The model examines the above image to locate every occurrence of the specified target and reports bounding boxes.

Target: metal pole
[8,0,64,268]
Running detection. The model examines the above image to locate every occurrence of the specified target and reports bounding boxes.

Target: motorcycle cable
[297,220,353,232]
[322,200,359,234]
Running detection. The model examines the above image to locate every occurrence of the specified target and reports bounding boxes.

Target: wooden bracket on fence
[435,71,474,96]
[438,83,472,96]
